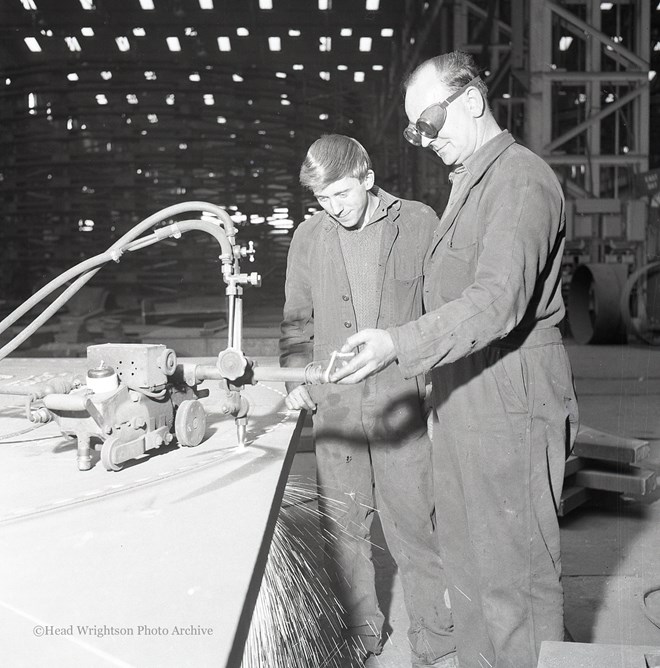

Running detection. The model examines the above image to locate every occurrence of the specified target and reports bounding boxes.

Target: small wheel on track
[101,437,123,471]
[175,399,207,447]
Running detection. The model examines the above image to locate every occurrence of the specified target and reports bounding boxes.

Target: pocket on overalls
[488,346,529,414]
[439,244,476,302]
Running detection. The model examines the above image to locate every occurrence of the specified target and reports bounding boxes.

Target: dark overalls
[391,133,579,668]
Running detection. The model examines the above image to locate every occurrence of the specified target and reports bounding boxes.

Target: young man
[332,52,579,668]
[279,134,456,668]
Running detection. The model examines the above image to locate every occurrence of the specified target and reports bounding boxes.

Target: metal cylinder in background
[567,263,628,345]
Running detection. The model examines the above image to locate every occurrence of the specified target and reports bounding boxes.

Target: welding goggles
[403,76,481,146]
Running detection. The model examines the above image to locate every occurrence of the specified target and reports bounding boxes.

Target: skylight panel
[217,116,226,123]
[185,27,197,36]
[354,71,365,82]
[289,29,301,37]
[237,27,249,36]
[167,36,181,51]
[133,27,146,36]
[359,37,372,52]
[144,71,157,80]
[366,0,379,9]
[381,28,393,37]
[166,94,175,105]
[259,0,272,8]
[79,0,95,8]
[268,36,281,51]
[218,36,231,51]
[372,64,384,71]
[65,36,82,51]
[320,36,331,52]
[337,64,347,71]
[127,94,138,104]
[81,27,94,36]
[189,72,201,81]
[204,94,215,105]
[199,0,213,8]
[101,70,112,79]
[233,73,244,82]
[24,37,42,52]
[96,94,108,105]
[139,0,154,9]
[320,71,330,81]
[67,72,79,81]
[116,36,131,51]
[559,36,573,51]
[319,0,331,8]
[276,71,287,78]
[148,113,158,123]
[293,64,303,70]
[21,0,37,10]
[340,28,352,37]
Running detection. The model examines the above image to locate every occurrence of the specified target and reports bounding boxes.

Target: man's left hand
[330,328,397,384]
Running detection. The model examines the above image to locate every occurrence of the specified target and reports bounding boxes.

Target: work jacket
[280,186,438,438]
[390,131,568,378]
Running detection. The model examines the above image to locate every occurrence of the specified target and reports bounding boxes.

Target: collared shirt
[444,131,506,217]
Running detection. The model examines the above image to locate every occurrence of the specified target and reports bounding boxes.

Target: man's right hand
[285,385,317,412]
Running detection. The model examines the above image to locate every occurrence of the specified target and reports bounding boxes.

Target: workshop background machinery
[381,0,660,347]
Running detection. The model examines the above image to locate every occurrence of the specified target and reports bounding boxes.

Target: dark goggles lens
[403,124,422,146]
[416,106,448,139]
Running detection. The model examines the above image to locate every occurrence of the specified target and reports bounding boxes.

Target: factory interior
[1,0,660,666]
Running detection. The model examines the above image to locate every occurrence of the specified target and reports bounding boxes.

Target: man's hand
[330,329,397,384]
[285,385,317,411]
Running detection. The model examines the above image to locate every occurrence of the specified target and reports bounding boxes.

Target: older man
[332,52,579,668]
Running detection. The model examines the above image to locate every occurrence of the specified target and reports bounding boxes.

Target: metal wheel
[620,260,660,345]
[101,436,123,471]
[175,399,207,447]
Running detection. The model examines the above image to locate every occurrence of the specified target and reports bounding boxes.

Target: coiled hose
[0,204,237,362]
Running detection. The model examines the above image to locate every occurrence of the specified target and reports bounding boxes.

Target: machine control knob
[157,348,177,376]
[216,347,248,381]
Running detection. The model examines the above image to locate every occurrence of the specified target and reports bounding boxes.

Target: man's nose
[329,199,343,216]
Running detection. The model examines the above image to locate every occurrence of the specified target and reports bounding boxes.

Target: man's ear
[466,86,486,118]
[363,169,375,190]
